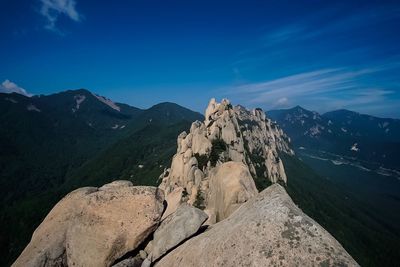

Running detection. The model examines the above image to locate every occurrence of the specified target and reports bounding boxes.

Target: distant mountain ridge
[323,109,400,142]
[268,106,400,142]
[268,106,400,168]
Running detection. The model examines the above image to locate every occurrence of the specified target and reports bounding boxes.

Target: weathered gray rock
[144,241,153,255]
[139,250,147,260]
[155,184,359,267]
[161,187,184,220]
[112,257,142,267]
[149,204,208,262]
[141,258,151,267]
[13,181,165,267]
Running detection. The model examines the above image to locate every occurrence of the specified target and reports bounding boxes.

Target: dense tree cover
[209,139,227,167]
[194,153,209,171]
[63,121,193,189]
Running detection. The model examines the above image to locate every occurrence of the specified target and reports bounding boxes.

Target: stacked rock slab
[159,98,293,223]
[155,184,359,267]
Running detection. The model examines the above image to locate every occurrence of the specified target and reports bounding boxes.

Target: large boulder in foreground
[156,184,359,267]
[149,204,208,262]
[13,181,165,267]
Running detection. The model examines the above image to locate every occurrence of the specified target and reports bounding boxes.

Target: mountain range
[1,90,400,266]
[267,106,400,202]
[268,106,400,169]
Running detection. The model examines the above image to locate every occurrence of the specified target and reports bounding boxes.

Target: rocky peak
[159,98,294,223]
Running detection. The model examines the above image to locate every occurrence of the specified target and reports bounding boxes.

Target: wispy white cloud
[0,80,33,97]
[39,0,82,32]
[233,7,400,68]
[225,63,400,113]
[262,25,305,47]
[276,97,289,107]
[231,67,384,100]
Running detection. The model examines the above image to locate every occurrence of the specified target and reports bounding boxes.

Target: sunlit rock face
[159,98,294,223]
[12,182,165,267]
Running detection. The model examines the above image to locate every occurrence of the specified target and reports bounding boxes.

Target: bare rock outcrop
[159,98,293,223]
[205,161,258,223]
[160,187,184,220]
[13,181,165,267]
[155,184,359,267]
[148,204,208,262]
[112,257,142,267]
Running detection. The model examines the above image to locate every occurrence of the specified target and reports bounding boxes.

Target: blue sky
[1,0,400,117]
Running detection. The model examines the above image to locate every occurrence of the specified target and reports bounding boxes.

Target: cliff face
[159,98,293,223]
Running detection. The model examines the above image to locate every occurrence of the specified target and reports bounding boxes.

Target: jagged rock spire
[159,98,294,223]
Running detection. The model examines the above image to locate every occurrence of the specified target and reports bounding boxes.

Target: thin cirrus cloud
[39,0,82,32]
[274,7,399,45]
[0,80,32,97]
[233,6,400,68]
[226,63,399,115]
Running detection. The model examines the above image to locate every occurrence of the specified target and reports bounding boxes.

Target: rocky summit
[159,98,293,223]
[13,99,359,267]
[155,184,357,267]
